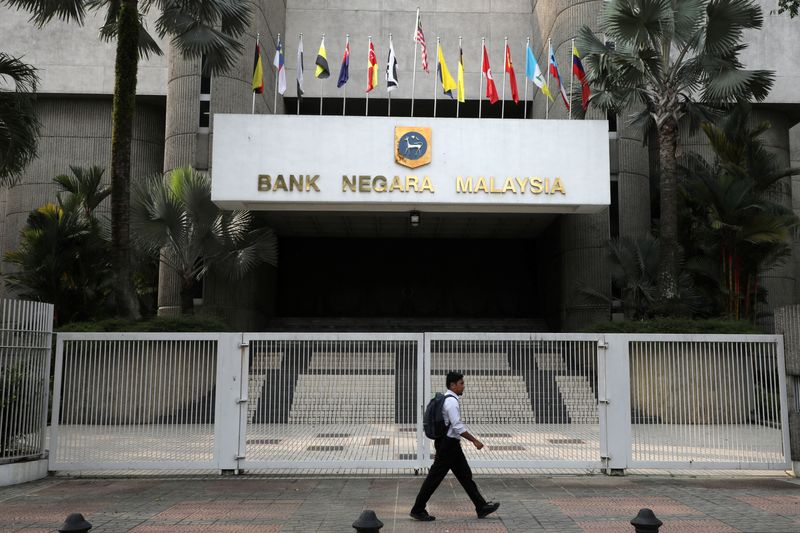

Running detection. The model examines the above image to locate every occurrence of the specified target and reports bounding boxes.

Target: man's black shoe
[477,502,500,518]
[409,510,436,521]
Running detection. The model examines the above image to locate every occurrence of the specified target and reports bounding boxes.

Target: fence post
[213,333,245,473]
[601,334,631,474]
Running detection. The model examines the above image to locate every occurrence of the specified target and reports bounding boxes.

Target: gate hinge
[597,340,608,349]
[599,399,610,404]
[236,398,248,404]
[238,342,249,348]
[601,455,611,460]
[235,455,245,460]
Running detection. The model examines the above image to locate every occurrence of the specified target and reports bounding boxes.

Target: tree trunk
[657,118,680,303]
[110,0,141,319]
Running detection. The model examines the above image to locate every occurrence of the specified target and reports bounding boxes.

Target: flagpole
[456,36,462,118]
[253,33,259,114]
[479,37,485,118]
[524,37,529,119]
[388,33,393,116]
[433,37,439,118]
[320,33,325,115]
[297,33,302,116]
[343,34,349,116]
[411,7,420,117]
[274,33,280,114]
[501,37,507,119]
[366,36,371,117]
[569,38,574,120]
[545,38,551,120]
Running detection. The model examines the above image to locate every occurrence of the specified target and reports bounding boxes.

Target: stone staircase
[288,374,395,424]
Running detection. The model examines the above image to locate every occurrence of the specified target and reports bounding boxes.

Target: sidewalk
[1,474,799,532]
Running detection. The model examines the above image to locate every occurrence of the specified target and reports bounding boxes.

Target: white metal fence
[0,299,54,464]
[48,332,790,473]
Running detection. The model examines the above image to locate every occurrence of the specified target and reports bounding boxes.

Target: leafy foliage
[3,166,112,325]
[581,317,761,333]
[131,167,278,314]
[680,103,799,321]
[577,0,775,304]
[777,0,799,17]
[0,52,40,185]
[0,363,45,456]
[57,314,233,332]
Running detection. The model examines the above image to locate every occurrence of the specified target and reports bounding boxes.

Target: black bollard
[58,513,92,533]
[352,509,384,533]
[631,508,662,532]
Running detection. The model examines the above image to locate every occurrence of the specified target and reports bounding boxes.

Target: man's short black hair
[446,371,463,389]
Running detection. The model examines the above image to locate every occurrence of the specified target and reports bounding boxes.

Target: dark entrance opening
[271,237,551,331]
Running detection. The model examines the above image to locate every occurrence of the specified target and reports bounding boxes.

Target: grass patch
[581,317,763,334]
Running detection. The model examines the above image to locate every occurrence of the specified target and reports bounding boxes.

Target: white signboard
[211,114,610,213]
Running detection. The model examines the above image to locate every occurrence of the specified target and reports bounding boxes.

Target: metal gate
[47,332,790,473]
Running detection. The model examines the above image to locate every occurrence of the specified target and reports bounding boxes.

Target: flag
[337,40,350,88]
[386,40,399,92]
[437,43,457,99]
[481,43,499,104]
[414,12,429,73]
[572,44,590,110]
[315,36,330,79]
[296,37,304,100]
[252,41,264,94]
[457,46,466,103]
[548,43,569,110]
[366,41,378,92]
[504,43,519,104]
[526,43,552,101]
[273,36,286,95]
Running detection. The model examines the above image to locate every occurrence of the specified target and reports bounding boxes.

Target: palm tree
[681,104,799,320]
[577,0,775,304]
[131,167,278,314]
[0,52,39,185]
[54,165,111,221]
[3,0,252,319]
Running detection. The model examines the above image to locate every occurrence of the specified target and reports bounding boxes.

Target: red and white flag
[482,43,499,104]
[414,11,429,73]
[366,40,378,92]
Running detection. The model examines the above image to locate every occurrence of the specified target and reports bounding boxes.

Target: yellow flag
[457,46,465,103]
[315,37,330,79]
[437,44,457,98]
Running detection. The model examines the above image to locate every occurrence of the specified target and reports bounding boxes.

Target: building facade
[0,1,798,331]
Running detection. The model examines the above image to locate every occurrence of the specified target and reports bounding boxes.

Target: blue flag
[337,41,350,88]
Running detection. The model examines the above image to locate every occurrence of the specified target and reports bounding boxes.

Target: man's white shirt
[442,391,467,439]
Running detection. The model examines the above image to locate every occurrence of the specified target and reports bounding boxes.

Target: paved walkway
[1,474,799,532]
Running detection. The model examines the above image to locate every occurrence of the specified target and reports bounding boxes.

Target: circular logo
[397,131,428,160]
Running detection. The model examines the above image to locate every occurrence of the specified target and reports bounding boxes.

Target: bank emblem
[395,126,431,169]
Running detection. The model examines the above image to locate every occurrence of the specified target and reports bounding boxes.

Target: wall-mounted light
[409,211,420,227]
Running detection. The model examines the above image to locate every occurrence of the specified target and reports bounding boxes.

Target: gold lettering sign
[395,127,432,169]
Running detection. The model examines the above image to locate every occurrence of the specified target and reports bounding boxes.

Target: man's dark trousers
[411,436,487,513]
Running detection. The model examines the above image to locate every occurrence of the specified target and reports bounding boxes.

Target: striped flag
[337,39,350,88]
[548,43,569,110]
[414,11,429,73]
[366,40,378,92]
[273,36,286,95]
[572,44,590,110]
[386,39,399,92]
[526,42,552,101]
[296,36,304,100]
[457,46,465,103]
[252,41,264,94]
[315,36,330,79]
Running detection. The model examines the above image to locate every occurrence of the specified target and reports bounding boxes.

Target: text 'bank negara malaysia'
[212,115,609,214]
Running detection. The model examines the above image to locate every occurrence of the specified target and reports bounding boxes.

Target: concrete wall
[0,98,165,285]
[741,7,800,104]
[0,8,166,95]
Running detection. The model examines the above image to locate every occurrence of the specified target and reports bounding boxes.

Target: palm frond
[703,0,764,56]
[3,0,87,27]
[702,68,774,103]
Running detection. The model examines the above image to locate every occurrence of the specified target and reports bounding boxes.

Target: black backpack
[423,392,450,439]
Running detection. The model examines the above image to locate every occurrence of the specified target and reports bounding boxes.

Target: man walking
[410,371,500,521]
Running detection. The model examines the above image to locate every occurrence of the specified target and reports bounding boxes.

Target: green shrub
[57,314,232,333]
[580,318,762,334]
